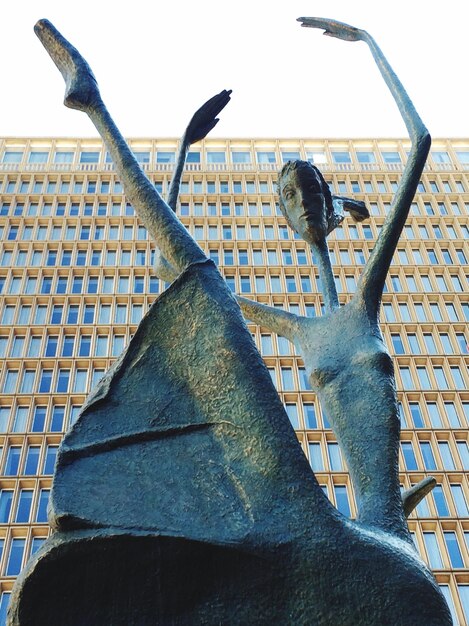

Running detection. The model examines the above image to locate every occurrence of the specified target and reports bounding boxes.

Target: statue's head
[278,160,370,244]
[278,160,335,244]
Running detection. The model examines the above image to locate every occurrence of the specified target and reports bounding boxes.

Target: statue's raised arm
[35,19,211,277]
[153,89,232,282]
[299,18,431,320]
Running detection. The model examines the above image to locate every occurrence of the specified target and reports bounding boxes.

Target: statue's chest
[296,312,391,393]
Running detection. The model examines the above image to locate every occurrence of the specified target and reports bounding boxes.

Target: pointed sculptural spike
[402,476,437,518]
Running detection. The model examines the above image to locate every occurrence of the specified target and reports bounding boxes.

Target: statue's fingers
[205,89,232,118]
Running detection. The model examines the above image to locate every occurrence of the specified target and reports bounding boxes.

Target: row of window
[0,390,467,434]
[265,361,469,395]
[388,331,468,357]
[395,246,468,266]
[398,398,469,431]
[2,239,466,271]
[397,363,467,391]
[1,366,105,397]
[0,442,58,478]
[382,300,469,324]
[0,247,153,268]
[0,534,48,581]
[2,147,469,167]
[2,172,469,201]
[0,488,50,526]
[391,266,469,293]
[0,404,77,434]
[307,435,469,475]
[1,217,468,244]
[1,274,156,297]
[1,295,468,331]
[0,301,149,327]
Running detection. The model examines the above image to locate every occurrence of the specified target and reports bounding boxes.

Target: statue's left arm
[34,20,230,279]
[154,90,232,281]
[299,18,430,321]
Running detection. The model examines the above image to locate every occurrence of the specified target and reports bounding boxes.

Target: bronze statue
[8,17,451,626]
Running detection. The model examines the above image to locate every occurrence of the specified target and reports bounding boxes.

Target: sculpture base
[8,529,284,626]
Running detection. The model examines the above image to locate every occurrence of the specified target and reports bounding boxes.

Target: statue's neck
[311,239,339,314]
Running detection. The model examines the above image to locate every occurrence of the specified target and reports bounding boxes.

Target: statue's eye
[284,190,294,200]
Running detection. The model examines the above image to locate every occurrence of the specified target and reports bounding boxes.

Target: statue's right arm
[34,20,221,277]
[236,296,300,342]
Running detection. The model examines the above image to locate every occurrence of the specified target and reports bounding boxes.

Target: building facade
[0,136,467,624]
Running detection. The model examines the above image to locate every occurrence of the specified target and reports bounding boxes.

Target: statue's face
[279,167,328,244]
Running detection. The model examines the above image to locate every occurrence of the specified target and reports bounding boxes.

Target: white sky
[0,0,468,139]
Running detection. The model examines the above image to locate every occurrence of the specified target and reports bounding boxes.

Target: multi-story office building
[0,136,467,624]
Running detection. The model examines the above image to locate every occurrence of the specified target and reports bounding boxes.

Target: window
[382,303,395,322]
[308,442,324,471]
[83,305,95,324]
[391,334,404,354]
[456,151,469,163]
[422,532,443,569]
[456,441,469,469]
[285,404,299,429]
[4,446,21,475]
[306,150,326,164]
[398,303,410,322]
[115,305,127,324]
[156,151,175,164]
[432,485,449,517]
[438,442,455,470]
[433,366,448,389]
[186,151,200,163]
[331,151,351,164]
[0,491,13,522]
[281,151,301,162]
[78,335,91,357]
[3,151,23,163]
[429,303,442,321]
[43,445,59,474]
[80,151,99,163]
[20,369,35,394]
[73,369,88,393]
[54,151,73,163]
[451,485,469,516]
[333,485,351,517]
[303,403,317,429]
[0,407,9,431]
[231,151,251,164]
[444,532,464,568]
[15,489,33,522]
[280,367,294,391]
[327,443,344,471]
[285,275,297,293]
[27,336,40,358]
[51,406,65,432]
[420,442,436,470]
[409,402,424,428]
[356,151,375,163]
[36,489,50,522]
[205,151,225,164]
[401,442,418,469]
[256,151,276,164]
[240,276,251,294]
[382,151,401,163]
[6,538,25,576]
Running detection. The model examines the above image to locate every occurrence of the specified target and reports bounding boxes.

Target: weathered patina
[8,17,451,626]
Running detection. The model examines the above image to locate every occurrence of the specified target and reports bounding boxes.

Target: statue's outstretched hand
[297,17,365,42]
[184,89,232,145]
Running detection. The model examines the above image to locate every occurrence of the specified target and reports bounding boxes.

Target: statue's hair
[277,160,334,231]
